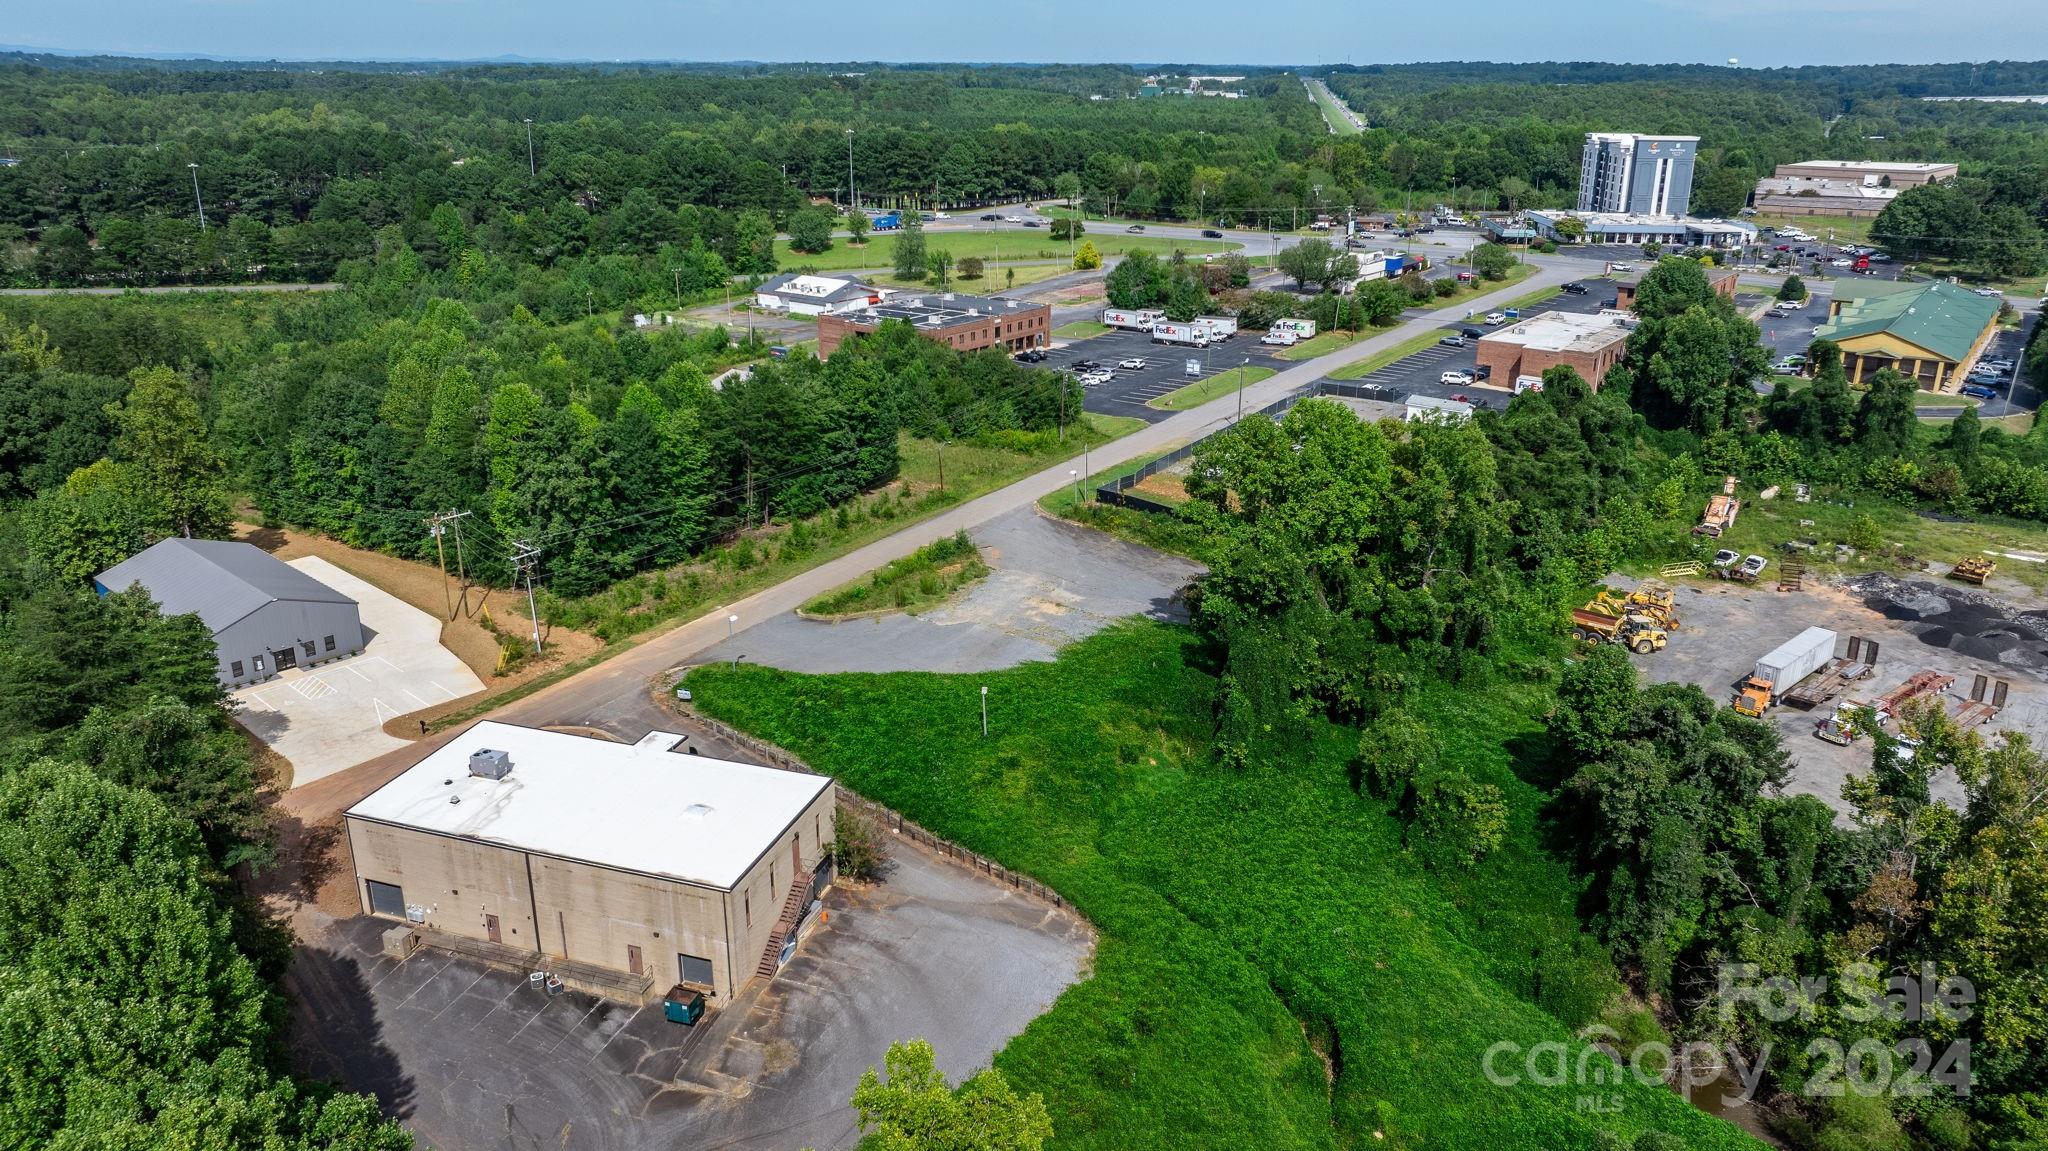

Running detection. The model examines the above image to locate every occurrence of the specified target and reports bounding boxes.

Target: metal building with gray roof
[94,538,364,686]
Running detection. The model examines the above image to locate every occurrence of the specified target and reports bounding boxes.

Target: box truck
[1103,308,1163,331]
[1271,318,1316,338]
[1151,321,1211,347]
[1195,316,1238,340]
[1734,627,1837,717]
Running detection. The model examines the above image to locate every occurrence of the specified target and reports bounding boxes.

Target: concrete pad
[233,557,484,787]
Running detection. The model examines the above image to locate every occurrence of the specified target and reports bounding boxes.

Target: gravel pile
[1842,573,2048,672]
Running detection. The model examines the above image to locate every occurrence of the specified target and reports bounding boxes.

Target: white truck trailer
[1734,627,1837,716]
[1102,308,1164,331]
[1271,318,1317,338]
[1151,321,1211,348]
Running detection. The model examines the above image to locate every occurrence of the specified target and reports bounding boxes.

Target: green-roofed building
[1812,279,2001,392]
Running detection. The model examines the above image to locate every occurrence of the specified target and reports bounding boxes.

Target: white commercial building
[346,721,837,1002]
[754,273,888,317]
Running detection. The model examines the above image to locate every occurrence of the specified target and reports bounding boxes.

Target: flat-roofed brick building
[817,291,1051,358]
[1475,310,1635,391]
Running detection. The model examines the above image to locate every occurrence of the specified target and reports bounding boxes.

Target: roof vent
[942,293,956,301]
[682,803,714,819]
[469,748,512,780]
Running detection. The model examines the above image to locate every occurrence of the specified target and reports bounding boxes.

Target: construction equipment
[1589,582,1681,629]
[1815,703,1875,745]
[1951,556,1996,585]
[1733,626,1838,717]
[1570,606,1669,654]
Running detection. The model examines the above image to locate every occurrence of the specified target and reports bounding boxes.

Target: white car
[1079,370,1112,386]
[1483,312,1507,325]
[1779,297,1808,309]
[1118,357,1147,370]
[1713,549,1740,568]
[1869,252,1891,262]
[1740,554,1769,579]
[1609,262,1636,272]
[1830,258,1853,268]
[1002,214,1024,223]
[1440,369,1476,386]
[1261,331,1297,346]
[1975,288,2005,299]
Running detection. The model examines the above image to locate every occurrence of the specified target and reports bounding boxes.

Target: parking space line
[343,664,372,684]
[401,688,429,707]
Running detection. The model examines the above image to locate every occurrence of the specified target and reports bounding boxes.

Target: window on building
[744,892,751,927]
[678,952,714,986]
[302,640,316,657]
[324,634,336,652]
[254,655,265,671]
[230,660,245,679]
[366,879,406,918]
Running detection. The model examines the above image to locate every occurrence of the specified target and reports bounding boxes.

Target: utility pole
[937,441,946,494]
[845,128,856,212]
[510,541,543,655]
[448,511,472,616]
[426,510,472,619]
[187,163,206,231]
[523,119,536,178]
[1236,357,1249,420]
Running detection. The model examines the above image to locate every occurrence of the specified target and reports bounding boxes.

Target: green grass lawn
[778,232,1235,272]
[1417,262,1538,311]
[1756,212,1876,244]
[1632,485,2048,595]
[872,262,1077,292]
[1274,330,1362,360]
[687,624,1760,1151]
[1148,365,1277,410]
[1327,328,1448,380]
[800,530,988,618]
[1054,320,1112,340]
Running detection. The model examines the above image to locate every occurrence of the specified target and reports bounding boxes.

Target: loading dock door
[366,879,406,918]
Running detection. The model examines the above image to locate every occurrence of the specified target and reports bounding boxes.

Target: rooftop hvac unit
[469,748,512,779]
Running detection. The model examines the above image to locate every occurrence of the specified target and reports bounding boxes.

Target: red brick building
[816,292,1052,358]
[1612,264,1737,312]
[1475,311,1634,391]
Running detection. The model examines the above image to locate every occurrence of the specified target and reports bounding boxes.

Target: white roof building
[1405,395,1475,424]
[754,273,887,317]
[347,721,833,890]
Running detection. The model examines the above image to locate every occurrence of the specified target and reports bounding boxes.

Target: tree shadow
[288,938,418,1123]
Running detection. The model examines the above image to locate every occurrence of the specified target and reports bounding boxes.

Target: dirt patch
[1133,471,1190,505]
[233,523,603,733]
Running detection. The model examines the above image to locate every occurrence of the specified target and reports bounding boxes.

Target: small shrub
[832,807,888,881]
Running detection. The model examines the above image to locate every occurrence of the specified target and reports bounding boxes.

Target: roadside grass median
[800,530,988,618]
[1054,320,1111,340]
[1327,328,1449,381]
[1274,331,1361,360]
[1148,365,1276,411]
[1417,262,1537,311]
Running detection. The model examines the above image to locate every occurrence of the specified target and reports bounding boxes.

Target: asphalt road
[1040,326,1291,423]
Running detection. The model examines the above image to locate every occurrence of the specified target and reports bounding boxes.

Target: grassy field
[871,262,1076,292]
[687,624,1760,1151]
[1756,212,1876,244]
[1274,330,1363,360]
[1328,328,1452,381]
[1054,320,1111,340]
[1417,262,1538,312]
[1148,365,1276,410]
[1632,483,2048,596]
[778,232,1235,271]
[800,530,988,617]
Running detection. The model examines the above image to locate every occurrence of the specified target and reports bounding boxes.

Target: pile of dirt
[1842,573,2048,673]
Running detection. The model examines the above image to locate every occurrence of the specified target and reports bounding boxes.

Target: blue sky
[7,0,2042,68]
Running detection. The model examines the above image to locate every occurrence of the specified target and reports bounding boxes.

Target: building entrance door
[485,914,501,944]
[273,646,298,671]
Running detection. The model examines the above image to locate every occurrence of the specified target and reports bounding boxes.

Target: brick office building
[817,292,1052,358]
[1475,311,1635,391]
[1612,263,1738,312]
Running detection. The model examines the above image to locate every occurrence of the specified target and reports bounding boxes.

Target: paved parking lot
[233,557,484,787]
[1044,326,1289,422]
[1319,278,1619,411]
[291,832,1092,1151]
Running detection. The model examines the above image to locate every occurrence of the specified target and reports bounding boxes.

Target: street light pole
[1236,357,1249,420]
[980,685,988,737]
[523,119,535,178]
[845,128,856,213]
[187,163,206,231]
